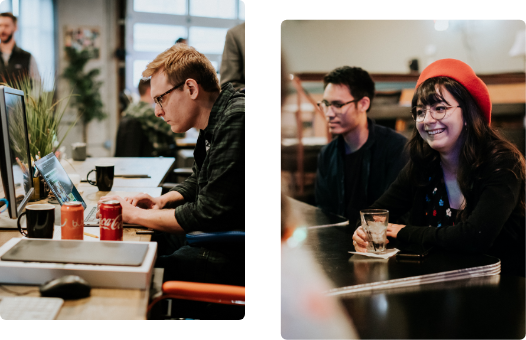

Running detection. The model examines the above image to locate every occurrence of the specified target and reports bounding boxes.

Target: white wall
[56,0,118,157]
[282,20,526,74]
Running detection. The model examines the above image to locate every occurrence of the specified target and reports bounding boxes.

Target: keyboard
[84,206,97,223]
[0,296,64,320]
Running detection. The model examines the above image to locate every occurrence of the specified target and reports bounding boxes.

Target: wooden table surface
[61,157,175,188]
[0,186,163,320]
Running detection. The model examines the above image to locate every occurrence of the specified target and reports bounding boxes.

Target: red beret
[416,58,491,125]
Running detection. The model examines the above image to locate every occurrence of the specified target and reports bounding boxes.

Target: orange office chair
[147,231,245,320]
[148,281,279,312]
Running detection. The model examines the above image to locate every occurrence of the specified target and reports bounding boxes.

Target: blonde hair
[142,44,220,92]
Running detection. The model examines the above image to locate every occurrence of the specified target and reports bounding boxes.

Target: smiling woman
[414,84,465,156]
[352,58,526,277]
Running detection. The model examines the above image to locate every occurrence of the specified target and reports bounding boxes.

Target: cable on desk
[0,285,39,296]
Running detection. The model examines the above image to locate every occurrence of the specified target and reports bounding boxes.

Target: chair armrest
[147,281,244,313]
[162,281,245,305]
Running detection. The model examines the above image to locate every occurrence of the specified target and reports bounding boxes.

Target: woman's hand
[352,226,369,252]
[386,223,406,238]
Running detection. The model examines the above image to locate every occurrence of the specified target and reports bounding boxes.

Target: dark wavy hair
[407,77,525,219]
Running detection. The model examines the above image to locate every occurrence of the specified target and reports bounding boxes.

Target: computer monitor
[0,86,33,219]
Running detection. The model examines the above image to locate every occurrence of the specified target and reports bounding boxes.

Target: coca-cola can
[99,200,123,241]
[61,201,84,240]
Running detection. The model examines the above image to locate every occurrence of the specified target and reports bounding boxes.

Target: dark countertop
[304,224,500,289]
[289,199,525,339]
[286,196,348,228]
[341,275,525,339]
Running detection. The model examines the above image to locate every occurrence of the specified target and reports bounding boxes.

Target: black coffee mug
[87,164,114,191]
[18,204,55,238]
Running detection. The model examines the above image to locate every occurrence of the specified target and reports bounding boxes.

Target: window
[189,26,229,54]
[126,0,244,93]
[0,0,55,90]
[134,0,186,15]
[190,0,237,19]
[0,0,12,13]
[133,24,187,52]
[133,60,150,90]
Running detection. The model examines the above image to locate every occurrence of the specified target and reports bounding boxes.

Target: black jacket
[315,118,408,222]
[0,44,31,82]
[369,158,525,276]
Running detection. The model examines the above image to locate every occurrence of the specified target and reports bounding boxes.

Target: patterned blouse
[424,168,461,228]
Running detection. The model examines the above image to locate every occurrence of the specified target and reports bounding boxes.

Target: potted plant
[63,46,106,143]
[3,75,78,160]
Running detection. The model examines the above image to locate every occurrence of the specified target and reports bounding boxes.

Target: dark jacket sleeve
[169,162,198,203]
[397,162,522,253]
[174,112,245,232]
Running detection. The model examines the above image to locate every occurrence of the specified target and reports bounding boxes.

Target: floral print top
[424,168,460,228]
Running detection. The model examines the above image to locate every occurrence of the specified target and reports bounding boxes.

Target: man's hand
[96,195,139,224]
[124,193,163,210]
[386,223,406,238]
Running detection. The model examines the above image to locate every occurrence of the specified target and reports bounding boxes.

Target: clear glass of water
[360,209,389,253]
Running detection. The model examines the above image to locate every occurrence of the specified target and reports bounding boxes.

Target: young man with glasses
[315,66,408,225]
[99,44,244,285]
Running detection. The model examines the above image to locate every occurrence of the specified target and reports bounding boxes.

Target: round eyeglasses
[317,99,360,115]
[411,104,461,122]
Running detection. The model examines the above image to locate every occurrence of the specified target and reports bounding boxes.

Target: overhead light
[434,20,449,31]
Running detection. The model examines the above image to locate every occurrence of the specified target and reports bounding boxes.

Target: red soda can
[99,200,123,241]
[61,201,84,240]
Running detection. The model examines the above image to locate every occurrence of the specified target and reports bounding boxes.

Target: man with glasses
[315,66,408,225]
[99,44,244,286]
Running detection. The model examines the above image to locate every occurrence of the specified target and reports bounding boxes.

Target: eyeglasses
[317,99,360,115]
[411,104,461,122]
[153,80,186,109]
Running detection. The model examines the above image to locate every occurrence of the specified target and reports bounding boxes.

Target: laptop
[34,153,139,227]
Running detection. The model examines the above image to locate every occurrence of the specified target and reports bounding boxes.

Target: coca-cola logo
[100,214,123,230]
[61,219,83,228]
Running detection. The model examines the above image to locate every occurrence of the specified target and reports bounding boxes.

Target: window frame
[126,0,244,94]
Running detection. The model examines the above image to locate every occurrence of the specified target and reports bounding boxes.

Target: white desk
[0,186,163,319]
[61,157,175,188]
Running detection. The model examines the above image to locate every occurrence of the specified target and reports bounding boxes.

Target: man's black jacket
[315,118,408,224]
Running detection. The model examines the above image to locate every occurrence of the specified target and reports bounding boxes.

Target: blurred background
[281,20,526,204]
[0,0,244,158]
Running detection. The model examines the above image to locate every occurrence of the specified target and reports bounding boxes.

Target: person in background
[353,59,525,277]
[115,78,179,157]
[175,37,187,45]
[100,44,244,285]
[315,66,408,225]
[220,22,244,91]
[0,12,39,82]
